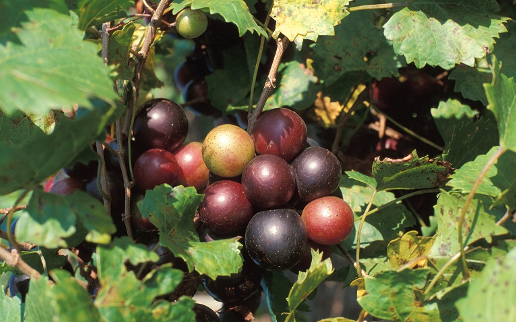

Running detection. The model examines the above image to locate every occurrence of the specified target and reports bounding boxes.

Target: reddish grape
[173,142,210,191]
[251,108,307,162]
[133,148,181,191]
[301,196,354,245]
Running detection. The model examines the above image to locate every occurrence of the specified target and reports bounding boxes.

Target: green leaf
[270,0,351,48]
[384,1,508,69]
[141,46,164,91]
[448,66,491,105]
[76,0,133,31]
[447,147,516,202]
[108,23,136,80]
[51,269,103,322]
[387,231,435,270]
[311,7,405,85]
[485,56,516,151]
[139,185,243,279]
[442,115,499,169]
[345,171,377,189]
[0,110,56,146]
[16,189,115,248]
[170,0,266,37]
[25,276,54,322]
[264,61,320,111]
[0,8,118,116]
[0,290,22,322]
[430,99,479,149]
[206,45,252,112]
[286,250,333,318]
[340,177,416,249]
[358,269,440,321]
[429,191,508,257]
[0,107,115,195]
[456,246,516,321]
[0,0,68,43]
[262,270,296,322]
[372,151,454,191]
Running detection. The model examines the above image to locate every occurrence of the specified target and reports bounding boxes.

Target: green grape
[175,8,208,39]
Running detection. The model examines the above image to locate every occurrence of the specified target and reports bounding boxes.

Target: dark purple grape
[63,158,98,181]
[291,147,342,204]
[183,78,222,117]
[241,154,296,209]
[245,209,308,271]
[193,303,221,322]
[133,148,181,191]
[218,289,262,322]
[203,260,262,303]
[8,274,30,301]
[251,108,307,162]
[174,58,211,91]
[132,99,188,153]
[198,181,254,234]
[50,177,86,195]
[290,239,333,274]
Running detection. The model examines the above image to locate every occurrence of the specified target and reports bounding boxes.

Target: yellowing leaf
[271,0,351,48]
[387,231,435,270]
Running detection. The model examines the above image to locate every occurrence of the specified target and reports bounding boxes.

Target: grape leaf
[108,23,136,80]
[0,106,116,195]
[0,8,118,116]
[270,0,351,49]
[429,191,508,257]
[76,0,133,31]
[51,269,103,322]
[485,56,516,152]
[384,0,509,69]
[372,151,454,191]
[456,246,516,321]
[138,185,243,279]
[25,276,54,322]
[0,290,22,322]
[16,190,115,249]
[206,44,252,112]
[387,231,435,270]
[286,250,334,320]
[447,147,516,202]
[345,171,377,190]
[448,66,491,105]
[436,112,498,169]
[340,177,415,249]
[0,110,56,146]
[262,270,306,322]
[311,7,405,86]
[170,0,266,37]
[264,61,320,111]
[0,0,68,43]
[430,99,478,148]
[358,269,439,321]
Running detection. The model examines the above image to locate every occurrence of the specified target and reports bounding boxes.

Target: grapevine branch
[247,37,290,134]
[347,1,412,11]
[0,247,42,281]
[0,230,35,251]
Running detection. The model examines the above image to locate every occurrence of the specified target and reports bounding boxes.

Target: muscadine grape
[133,148,181,191]
[202,124,255,178]
[174,142,210,191]
[175,8,208,39]
[251,108,307,162]
[245,208,308,271]
[301,196,354,245]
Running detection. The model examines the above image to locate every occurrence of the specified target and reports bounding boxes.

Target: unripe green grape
[175,8,208,39]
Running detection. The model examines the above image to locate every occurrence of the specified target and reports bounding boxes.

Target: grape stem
[457,146,506,281]
[116,119,134,241]
[355,189,377,278]
[0,246,42,281]
[247,36,290,134]
[347,1,412,12]
[0,230,35,251]
[335,244,369,278]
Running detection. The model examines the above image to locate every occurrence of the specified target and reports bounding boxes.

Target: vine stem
[355,189,377,278]
[0,230,35,251]
[248,5,273,116]
[336,244,369,278]
[457,146,506,281]
[6,188,31,254]
[356,188,439,220]
[348,1,412,12]
[117,118,134,240]
[0,247,42,281]
[371,105,444,151]
[247,36,290,134]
